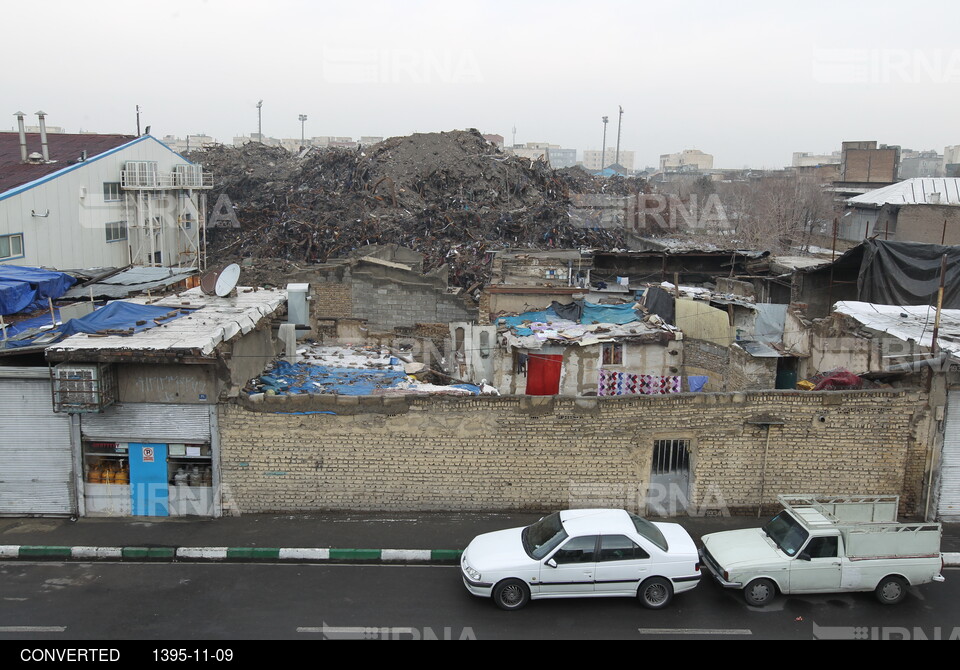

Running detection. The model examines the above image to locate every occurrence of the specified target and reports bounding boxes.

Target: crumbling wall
[218,389,930,515]
[727,345,778,391]
[681,338,729,392]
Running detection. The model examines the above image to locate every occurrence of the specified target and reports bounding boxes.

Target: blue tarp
[497,301,640,332]
[256,360,411,396]
[1,301,191,349]
[0,265,77,315]
[252,361,482,397]
[581,301,640,325]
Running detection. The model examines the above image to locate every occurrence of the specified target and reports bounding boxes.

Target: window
[599,535,650,562]
[629,513,669,551]
[105,221,128,243]
[602,342,623,365]
[102,182,122,201]
[0,233,24,260]
[803,536,838,559]
[552,536,598,564]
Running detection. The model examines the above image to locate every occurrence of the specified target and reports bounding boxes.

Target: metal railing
[121,169,213,190]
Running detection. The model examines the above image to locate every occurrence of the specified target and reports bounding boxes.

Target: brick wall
[313,282,352,318]
[681,338,729,391]
[219,389,930,516]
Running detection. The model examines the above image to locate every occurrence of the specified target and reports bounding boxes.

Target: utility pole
[600,116,609,172]
[136,105,141,137]
[512,125,517,148]
[615,106,624,168]
[256,100,263,142]
[299,114,308,147]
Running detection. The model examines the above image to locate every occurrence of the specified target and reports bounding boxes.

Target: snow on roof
[846,178,960,207]
[833,301,960,354]
[47,286,287,356]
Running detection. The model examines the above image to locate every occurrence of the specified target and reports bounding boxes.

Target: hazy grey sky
[6,0,959,168]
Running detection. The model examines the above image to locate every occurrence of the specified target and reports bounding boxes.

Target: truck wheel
[743,578,776,607]
[492,579,530,611]
[638,577,674,609]
[874,576,908,605]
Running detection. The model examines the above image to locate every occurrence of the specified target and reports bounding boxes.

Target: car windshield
[629,513,668,551]
[521,512,568,559]
[762,512,809,556]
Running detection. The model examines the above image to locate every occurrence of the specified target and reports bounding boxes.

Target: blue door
[129,443,169,516]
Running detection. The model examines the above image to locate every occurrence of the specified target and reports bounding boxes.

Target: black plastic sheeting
[858,240,960,308]
[642,285,676,325]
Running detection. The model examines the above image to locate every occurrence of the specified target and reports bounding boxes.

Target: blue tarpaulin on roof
[256,360,410,396]
[0,265,77,315]
[497,301,639,331]
[1,301,190,349]
[581,301,640,325]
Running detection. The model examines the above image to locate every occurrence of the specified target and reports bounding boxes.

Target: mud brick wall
[218,390,930,516]
[313,282,352,318]
[681,338,729,392]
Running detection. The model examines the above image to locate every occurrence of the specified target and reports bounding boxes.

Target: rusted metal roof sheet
[0,132,137,195]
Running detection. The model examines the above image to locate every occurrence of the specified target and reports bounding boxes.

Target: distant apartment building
[583,148,635,171]
[161,134,218,154]
[509,142,555,163]
[943,145,960,177]
[792,151,841,167]
[547,148,577,169]
[659,149,713,172]
[899,149,944,179]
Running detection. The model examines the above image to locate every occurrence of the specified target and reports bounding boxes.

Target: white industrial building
[0,112,212,271]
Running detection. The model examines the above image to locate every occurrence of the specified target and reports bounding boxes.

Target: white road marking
[637,627,752,636]
[0,626,66,633]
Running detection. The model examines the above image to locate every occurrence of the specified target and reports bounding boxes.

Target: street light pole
[615,106,623,168]
[600,116,609,172]
[299,114,308,147]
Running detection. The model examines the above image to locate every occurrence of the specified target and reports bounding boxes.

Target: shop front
[79,403,218,517]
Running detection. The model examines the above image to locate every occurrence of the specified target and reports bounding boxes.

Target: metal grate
[652,439,690,475]
[51,363,117,413]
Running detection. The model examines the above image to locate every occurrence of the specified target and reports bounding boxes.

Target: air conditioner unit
[51,363,117,413]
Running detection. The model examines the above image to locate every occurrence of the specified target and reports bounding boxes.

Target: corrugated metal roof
[62,267,197,299]
[46,287,287,357]
[834,300,960,354]
[0,132,137,194]
[846,178,960,207]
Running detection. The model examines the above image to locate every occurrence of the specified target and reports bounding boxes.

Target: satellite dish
[200,263,241,297]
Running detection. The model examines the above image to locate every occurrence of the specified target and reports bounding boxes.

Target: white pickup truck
[700,495,945,606]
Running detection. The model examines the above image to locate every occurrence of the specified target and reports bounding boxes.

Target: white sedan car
[461,509,701,610]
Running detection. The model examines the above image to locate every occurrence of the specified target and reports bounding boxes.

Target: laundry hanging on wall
[597,370,682,396]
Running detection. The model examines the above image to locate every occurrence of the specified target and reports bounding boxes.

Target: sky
[5,0,959,169]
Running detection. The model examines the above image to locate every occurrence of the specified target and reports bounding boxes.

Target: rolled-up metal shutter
[80,404,211,443]
[0,376,75,515]
[938,391,960,521]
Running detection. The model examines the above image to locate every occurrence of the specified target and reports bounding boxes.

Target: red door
[526,354,562,395]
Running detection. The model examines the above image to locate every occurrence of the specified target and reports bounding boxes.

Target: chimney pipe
[15,111,27,163]
[36,110,49,162]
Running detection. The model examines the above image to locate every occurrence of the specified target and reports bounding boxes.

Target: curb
[0,545,463,564]
[2,546,956,567]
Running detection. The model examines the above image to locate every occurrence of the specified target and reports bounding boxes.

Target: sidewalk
[1,512,958,564]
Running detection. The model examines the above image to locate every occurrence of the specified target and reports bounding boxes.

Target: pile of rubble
[190,130,647,289]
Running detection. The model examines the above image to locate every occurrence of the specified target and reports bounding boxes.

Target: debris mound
[190,129,647,288]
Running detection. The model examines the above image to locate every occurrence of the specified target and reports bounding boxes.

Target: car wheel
[743,578,776,607]
[875,576,908,605]
[638,577,674,609]
[493,579,530,611]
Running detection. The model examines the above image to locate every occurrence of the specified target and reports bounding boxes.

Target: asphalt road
[2,562,959,646]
